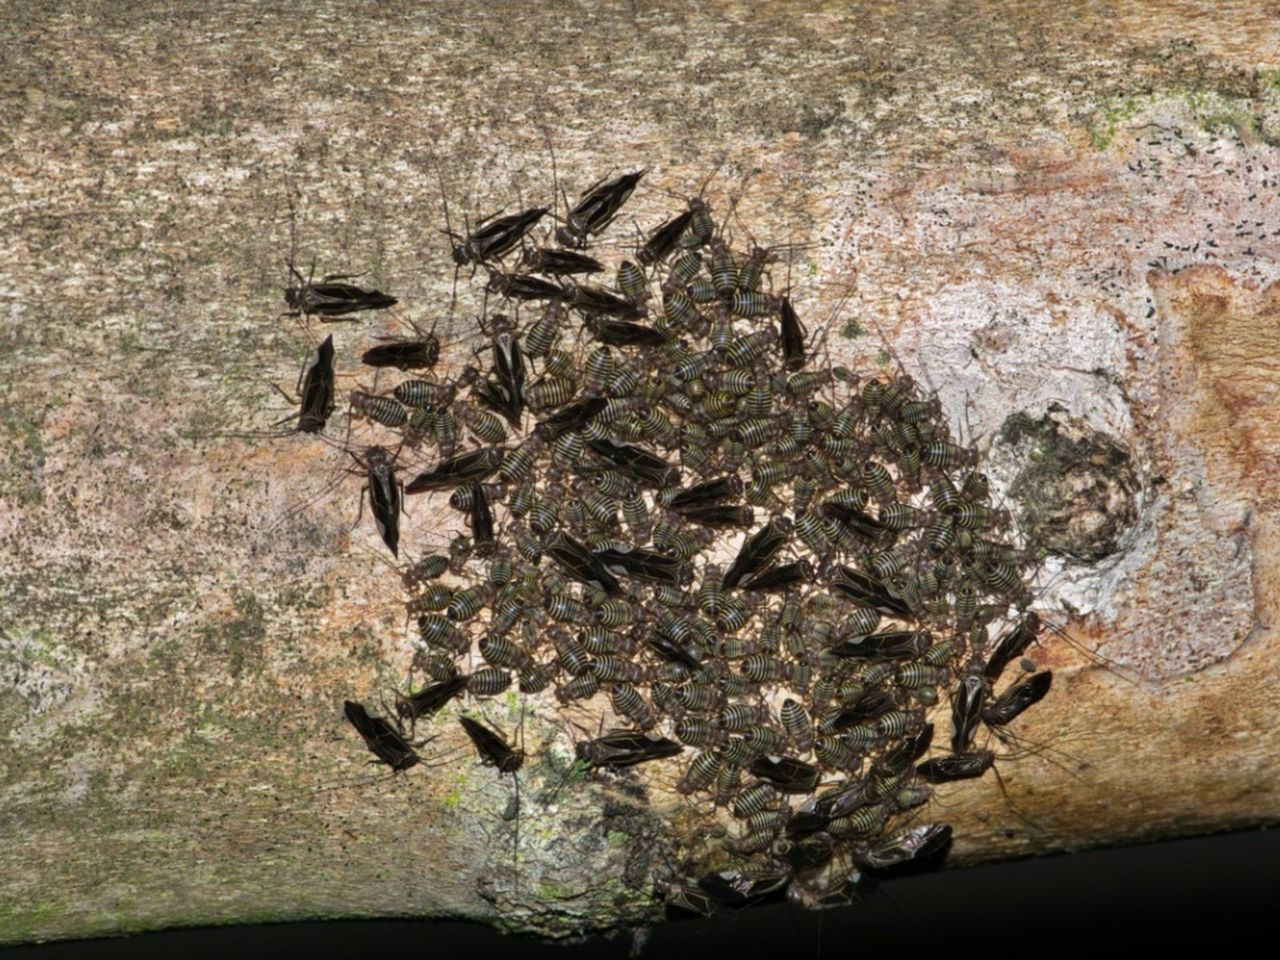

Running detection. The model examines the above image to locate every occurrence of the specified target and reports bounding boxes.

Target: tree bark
[2,0,1279,944]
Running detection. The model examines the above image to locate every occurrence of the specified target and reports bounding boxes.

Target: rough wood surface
[2,0,1279,945]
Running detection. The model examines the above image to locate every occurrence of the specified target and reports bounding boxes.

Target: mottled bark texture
[1,0,1279,945]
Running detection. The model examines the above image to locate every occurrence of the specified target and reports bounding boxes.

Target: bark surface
[1,0,1279,944]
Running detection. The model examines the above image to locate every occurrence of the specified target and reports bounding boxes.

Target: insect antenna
[429,147,467,324]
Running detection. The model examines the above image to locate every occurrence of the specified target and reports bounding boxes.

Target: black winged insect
[575,730,683,768]
[587,438,680,487]
[583,314,669,348]
[458,712,528,887]
[218,335,338,441]
[697,867,791,908]
[486,270,568,303]
[360,318,441,371]
[479,327,526,427]
[344,699,420,771]
[722,516,792,590]
[856,824,953,874]
[432,152,550,311]
[534,397,608,441]
[556,170,646,248]
[465,481,496,555]
[335,445,405,557]
[396,675,469,726]
[284,264,398,321]
[448,207,550,268]
[830,565,915,619]
[255,333,337,436]
[637,207,694,267]
[566,282,647,320]
[983,670,1053,728]
[292,334,338,433]
[459,715,524,773]
[405,447,505,494]
[544,531,622,596]
[519,246,604,277]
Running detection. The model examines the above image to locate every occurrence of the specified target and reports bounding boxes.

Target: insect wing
[405,448,504,493]
[983,670,1052,726]
[916,751,995,783]
[471,206,548,261]
[459,716,523,773]
[361,338,440,371]
[594,546,681,584]
[344,700,419,771]
[859,824,953,872]
[399,677,468,721]
[546,531,622,595]
[749,754,820,793]
[722,517,790,590]
[830,566,914,619]
[639,208,694,265]
[779,296,806,371]
[577,730,682,767]
[298,335,337,433]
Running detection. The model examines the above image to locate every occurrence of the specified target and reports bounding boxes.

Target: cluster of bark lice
[280,167,1054,913]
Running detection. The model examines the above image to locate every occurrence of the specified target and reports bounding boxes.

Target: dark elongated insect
[820,501,887,543]
[405,447,504,493]
[465,482,495,554]
[285,265,397,319]
[575,730,682,768]
[535,397,607,440]
[916,751,995,783]
[950,674,986,753]
[588,439,680,487]
[985,612,1040,680]
[857,824,953,872]
[544,531,622,595]
[486,271,568,302]
[647,639,701,675]
[749,754,820,794]
[360,321,441,371]
[396,675,468,722]
[568,283,646,320]
[584,314,669,348]
[638,208,694,266]
[677,504,756,528]
[742,560,813,592]
[289,334,336,433]
[556,170,646,248]
[593,546,681,584]
[480,330,525,426]
[448,206,549,266]
[349,446,403,557]
[830,565,914,619]
[722,516,792,590]
[982,670,1053,726]
[823,689,897,731]
[779,296,806,371]
[458,716,523,773]
[873,723,935,776]
[668,475,743,510]
[519,246,604,277]
[829,630,931,661]
[697,868,790,907]
[344,700,419,771]
[663,881,718,917]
